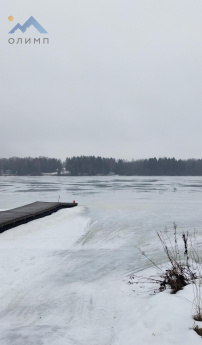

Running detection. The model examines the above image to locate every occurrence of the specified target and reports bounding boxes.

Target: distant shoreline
[1,156,202,176]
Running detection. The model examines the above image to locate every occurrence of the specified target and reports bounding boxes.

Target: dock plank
[0,201,78,232]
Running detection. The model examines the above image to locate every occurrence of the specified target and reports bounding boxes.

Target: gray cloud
[1,0,202,160]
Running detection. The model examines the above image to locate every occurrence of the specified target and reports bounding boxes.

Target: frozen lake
[0,176,202,344]
[1,176,202,265]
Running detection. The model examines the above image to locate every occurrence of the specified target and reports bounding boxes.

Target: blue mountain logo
[9,16,48,34]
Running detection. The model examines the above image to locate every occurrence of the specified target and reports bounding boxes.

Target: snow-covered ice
[1,176,202,344]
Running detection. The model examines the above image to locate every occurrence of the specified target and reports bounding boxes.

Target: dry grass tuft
[193,314,202,322]
[134,223,198,294]
[193,325,202,337]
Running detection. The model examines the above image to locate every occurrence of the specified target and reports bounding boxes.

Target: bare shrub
[156,224,197,293]
[193,324,202,337]
[132,223,198,294]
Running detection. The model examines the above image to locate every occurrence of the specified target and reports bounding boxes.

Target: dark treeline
[66,156,117,175]
[1,156,202,176]
[0,157,62,176]
[66,156,202,176]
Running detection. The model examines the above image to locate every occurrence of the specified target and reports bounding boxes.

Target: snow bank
[0,206,201,344]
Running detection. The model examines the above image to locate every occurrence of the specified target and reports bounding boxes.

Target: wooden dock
[0,201,78,233]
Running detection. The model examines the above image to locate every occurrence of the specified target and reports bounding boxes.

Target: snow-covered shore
[0,205,201,344]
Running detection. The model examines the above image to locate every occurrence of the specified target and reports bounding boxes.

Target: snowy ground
[1,176,202,344]
[0,205,202,345]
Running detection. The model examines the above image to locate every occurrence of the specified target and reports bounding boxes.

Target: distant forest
[0,157,62,176]
[1,156,202,176]
[65,156,202,176]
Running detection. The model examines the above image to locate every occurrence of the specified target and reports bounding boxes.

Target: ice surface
[0,176,202,344]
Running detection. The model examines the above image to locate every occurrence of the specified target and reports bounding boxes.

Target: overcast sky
[1,0,202,161]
